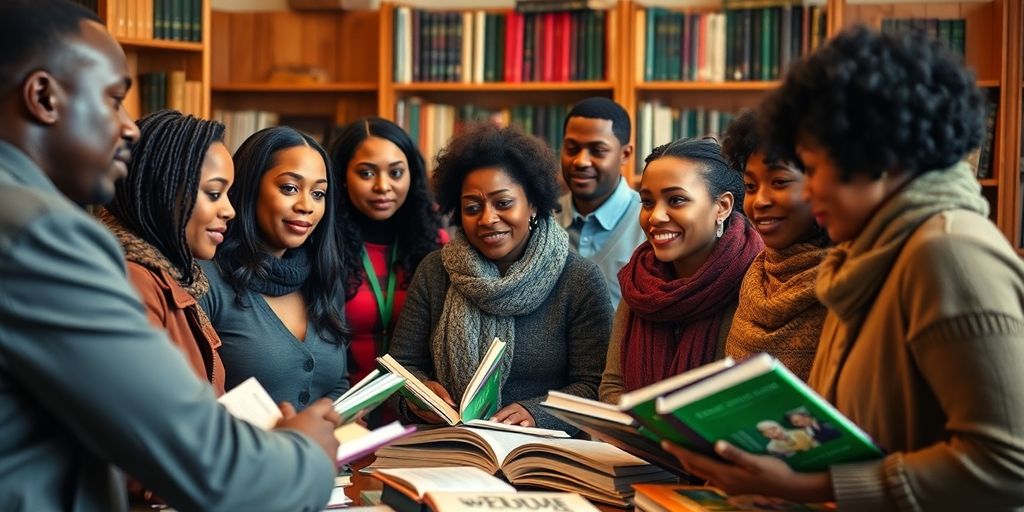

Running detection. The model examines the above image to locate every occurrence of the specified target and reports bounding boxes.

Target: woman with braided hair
[387,123,612,431]
[99,109,234,396]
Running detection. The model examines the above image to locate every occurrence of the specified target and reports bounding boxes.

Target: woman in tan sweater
[665,26,1024,510]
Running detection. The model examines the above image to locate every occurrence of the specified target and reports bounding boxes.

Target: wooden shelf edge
[979,178,999,187]
[977,80,1001,88]
[635,81,780,91]
[212,82,379,93]
[391,81,615,92]
[117,37,204,52]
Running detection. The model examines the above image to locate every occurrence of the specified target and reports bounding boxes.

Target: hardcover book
[378,337,507,426]
[368,426,676,507]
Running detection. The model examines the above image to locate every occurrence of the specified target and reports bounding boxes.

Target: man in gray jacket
[0,1,340,510]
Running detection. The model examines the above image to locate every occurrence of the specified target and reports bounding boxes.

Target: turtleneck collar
[354,210,400,245]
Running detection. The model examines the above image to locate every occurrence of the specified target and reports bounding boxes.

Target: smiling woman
[387,123,613,432]
[599,137,763,404]
[200,126,351,410]
[719,109,830,380]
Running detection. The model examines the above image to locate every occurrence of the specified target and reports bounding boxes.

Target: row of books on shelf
[638,5,827,83]
[392,7,607,84]
[395,98,568,171]
[880,17,966,58]
[99,0,203,42]
[968,89,999,180]
[637,101,737,171]
[138,71,203,119]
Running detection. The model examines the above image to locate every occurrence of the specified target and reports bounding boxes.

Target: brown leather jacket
[125,262,226,396]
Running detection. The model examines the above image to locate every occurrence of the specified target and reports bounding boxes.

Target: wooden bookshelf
[209,8,381,145]
[97,0,211,119]
[196,0,1022,250]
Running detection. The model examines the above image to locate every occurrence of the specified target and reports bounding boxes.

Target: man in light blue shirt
[557,98,646,307]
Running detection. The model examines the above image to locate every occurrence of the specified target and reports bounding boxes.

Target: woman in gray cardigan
[388,124,613,431]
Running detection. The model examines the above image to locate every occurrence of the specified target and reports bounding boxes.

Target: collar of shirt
[0,140,59,194]
[571,177,634,231]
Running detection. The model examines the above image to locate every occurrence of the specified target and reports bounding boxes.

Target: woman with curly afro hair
[665,26,1024,510]
[387,123,613,431]
[330,117,447,425]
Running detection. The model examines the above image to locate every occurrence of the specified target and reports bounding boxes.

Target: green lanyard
[361,242,398,352]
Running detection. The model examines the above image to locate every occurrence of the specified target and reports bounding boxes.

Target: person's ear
[620,143,634,165]
[22,71,61,125]
[716,191,734,221]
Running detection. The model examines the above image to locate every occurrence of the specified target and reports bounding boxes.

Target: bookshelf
[198,0,1022,251]
[209,9,381,150]
[378,2,629,169]
[94,0,211,119]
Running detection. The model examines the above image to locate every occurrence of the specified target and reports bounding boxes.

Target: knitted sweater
[388,250,613,431]
[809,210,1024,511]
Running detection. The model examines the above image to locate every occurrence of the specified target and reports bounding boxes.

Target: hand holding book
[406,379,457,424]
[662,439,835,504]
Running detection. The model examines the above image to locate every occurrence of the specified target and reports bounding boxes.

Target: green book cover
[460,364,501,421]
[484,14,497,82]
[644,8,656,82]
[593,10,605,81]
[657,354,884,473]
[334,373,407,424]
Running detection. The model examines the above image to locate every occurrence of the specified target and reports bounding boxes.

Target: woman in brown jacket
[99,109,235,395]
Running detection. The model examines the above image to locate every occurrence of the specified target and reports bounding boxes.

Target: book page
[426,491,600,512]
[376,466,514,498]
[378,354,460,424]
[336,421,416,466]
[464,419,570,438]
[542,391,635,425]
[333,372,405,423]
[460,337,506,420]
[217,377,281,431]
[335,368,380,404]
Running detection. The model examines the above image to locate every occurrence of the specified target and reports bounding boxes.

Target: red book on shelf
[542,13,555,82]
[697,13,707,81]
[559,12,571,81]
[504,12,519,82]
[512,11,525,82]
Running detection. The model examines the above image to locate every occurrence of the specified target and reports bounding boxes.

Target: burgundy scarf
[618,211,764,391]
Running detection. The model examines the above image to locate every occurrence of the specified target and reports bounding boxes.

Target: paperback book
[655,354,883,472]
[378,337,507,426]
[332,369,406,424]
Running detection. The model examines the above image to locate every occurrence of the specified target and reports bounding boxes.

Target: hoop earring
[715,218,724,239]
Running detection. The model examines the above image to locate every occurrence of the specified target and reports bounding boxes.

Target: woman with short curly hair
[387,123,613,431]
[666,26,1024,510]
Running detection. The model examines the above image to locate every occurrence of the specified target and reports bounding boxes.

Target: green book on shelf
[378,337,507,426]
[655,353,884,473]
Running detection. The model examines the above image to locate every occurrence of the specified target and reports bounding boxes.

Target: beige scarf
[726,234,830,380]
[808,162,989,398]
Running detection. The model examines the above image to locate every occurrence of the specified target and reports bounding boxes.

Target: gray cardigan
[389,250,613,431]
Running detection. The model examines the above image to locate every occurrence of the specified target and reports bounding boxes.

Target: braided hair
[106,109,225,285]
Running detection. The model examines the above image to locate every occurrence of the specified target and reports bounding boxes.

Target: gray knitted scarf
[432,216,569,406]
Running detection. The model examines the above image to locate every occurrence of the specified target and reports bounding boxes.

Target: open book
[538,358,737,473]
[378,337,507,426]
[633,484,836,512]
[332,369,406,424]
[367,426,676,507]
[217,377,414,467]
[376,466,515,512]
[655,353,883,472]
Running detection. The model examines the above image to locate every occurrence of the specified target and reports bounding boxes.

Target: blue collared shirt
[557,177,647,307]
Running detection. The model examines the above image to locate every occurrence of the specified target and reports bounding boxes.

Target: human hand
[408,379,455,424]
[490,402,535,427]
[276,399,341,461]
[662,440,834,503]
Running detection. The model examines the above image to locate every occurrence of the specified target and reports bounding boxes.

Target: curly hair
[720,109,787,174]
[433,123,561,222]
[329,117,443,298]
[106,110,225,286]
[214,126,349,345]
[644,137,746,217]
[759,25,986,181]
